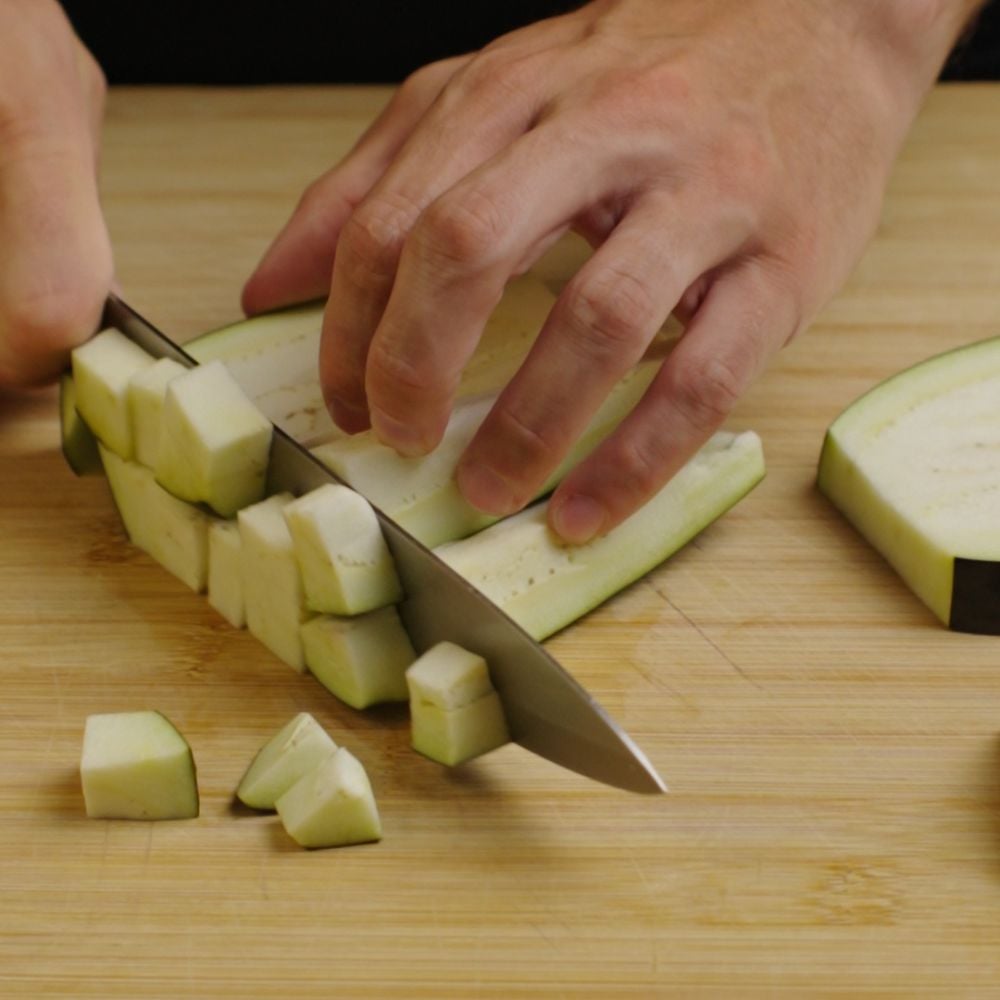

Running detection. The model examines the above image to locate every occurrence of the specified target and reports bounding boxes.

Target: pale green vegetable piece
[313,360,657,548]
[156,359,272,518]
[276,748,382,849]
[409,693,510,767]
[239,492,314,670]
[818,334,1000,633]
[236,712,338,811]
[207,519,245,628]
[81,711,199,820]
[71,328,156,459]
[185,303,339,444]
[405,641,494,711]
[284,484,402,615]
[406,642,510,765]
[128,356,186,469]
[437,430,765,640]
[100,444,211,592]
[300,607,415,709]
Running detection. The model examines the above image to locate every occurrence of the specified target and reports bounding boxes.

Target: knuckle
[668,352,744,431]
[340,194,419,281]
[397,58,455,107]
[454,50,518,98]
[491,403,563,474]
[418,189,507,269]
[366,336,434,401]
[604,436,664,502]
[562,268,659,362]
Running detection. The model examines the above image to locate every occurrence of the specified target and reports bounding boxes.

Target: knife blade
[104,294,666,795]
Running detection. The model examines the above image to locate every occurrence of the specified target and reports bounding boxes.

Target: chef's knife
[104,294,667,795]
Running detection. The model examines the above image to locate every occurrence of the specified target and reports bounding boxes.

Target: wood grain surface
[3,84,1000,998]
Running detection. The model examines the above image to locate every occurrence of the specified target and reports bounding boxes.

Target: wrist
[849,0,986,92]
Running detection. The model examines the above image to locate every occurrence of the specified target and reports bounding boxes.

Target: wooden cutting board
[3,84,1000,998]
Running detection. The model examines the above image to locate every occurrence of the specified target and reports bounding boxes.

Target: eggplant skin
[951,559,1000,635]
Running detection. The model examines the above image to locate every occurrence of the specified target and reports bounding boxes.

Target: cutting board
[3,85,1000,998]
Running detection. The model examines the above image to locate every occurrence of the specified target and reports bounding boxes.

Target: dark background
[60,2,999,85]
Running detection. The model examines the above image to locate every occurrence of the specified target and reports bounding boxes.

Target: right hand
[0,0,112,387]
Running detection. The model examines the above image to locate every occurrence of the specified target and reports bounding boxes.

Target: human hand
[0,0,112,387]
[243,0,979,542]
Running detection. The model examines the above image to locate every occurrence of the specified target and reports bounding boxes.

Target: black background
[59,2,999,85]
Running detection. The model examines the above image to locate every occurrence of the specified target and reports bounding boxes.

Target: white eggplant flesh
[437,431,765,641]
[300,607,416,710]
[405,641,495,711]
[127,357,186,469]
[236,712,338,811]
[81,711,198,820]
[238,493,314,671]
[275,748,382,849]
[406,642,510,766]
[99,445,211,592]
[818,334,1000,633]
[313,360,657,547]
[207,519,245,628]
[410,692,510,768]
[71,328,156,459]
[156,360,272,518]
[284,484,402,615]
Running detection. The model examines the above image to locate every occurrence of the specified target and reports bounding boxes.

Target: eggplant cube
[59,373,103,476]
[276,748,381,849]
[156,360,272,518]
[128,356,186,469]
[71,328,156,459]
[284,484,402,615]
[207,519,245,628]
[238,493,313,671]
[80,711,199,820]
[100,445,211,592]
[406,642,510,765]
[236,712,338,811]
[300,606,415,709]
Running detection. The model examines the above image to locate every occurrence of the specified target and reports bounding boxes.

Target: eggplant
[818,335,1000,633]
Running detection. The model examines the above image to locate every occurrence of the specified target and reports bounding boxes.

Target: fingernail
[456,461,519,516]
[371,408,431,457]
[551,494,606,545]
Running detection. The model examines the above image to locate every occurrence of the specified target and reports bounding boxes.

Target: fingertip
[548,491,607,545]
[370,407,439,458]
[328,397,372,435]
[239,274,267,317]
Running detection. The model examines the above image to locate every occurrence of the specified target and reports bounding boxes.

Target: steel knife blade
[104,294,666,794]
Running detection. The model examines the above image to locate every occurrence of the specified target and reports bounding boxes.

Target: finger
[547,260,797,543]
[318,44,556,432]
[241,55,470,316]
[0,1,112,386]
[455,193,751,516]
[352,110,632,453]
